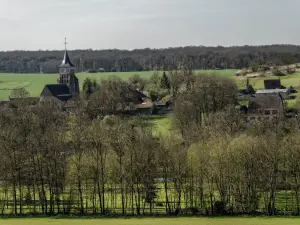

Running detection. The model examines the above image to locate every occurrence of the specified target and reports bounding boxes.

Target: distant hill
[1,45,300,74]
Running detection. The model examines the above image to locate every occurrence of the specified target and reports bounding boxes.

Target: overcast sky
[0,0,299,50]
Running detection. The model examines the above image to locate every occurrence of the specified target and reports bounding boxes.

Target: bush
[156,202,164,207]
[214,201,226,214]
[185,207,200,215]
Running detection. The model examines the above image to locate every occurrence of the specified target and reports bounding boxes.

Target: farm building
[255,89,289,100]
[134,90,154,114]
[247,94,284,122]
[87,89,154,115]
[264,79,285,89]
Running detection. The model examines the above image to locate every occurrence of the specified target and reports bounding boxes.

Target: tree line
[1,45,300,73]
[2,72,300,216]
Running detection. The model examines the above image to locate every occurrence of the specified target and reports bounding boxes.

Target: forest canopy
[1,45,300,73]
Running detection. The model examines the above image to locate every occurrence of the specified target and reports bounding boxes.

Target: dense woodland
[2,72,300,216]
[1,45,300,73]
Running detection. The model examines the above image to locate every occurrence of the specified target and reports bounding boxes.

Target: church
[40,40,79,110]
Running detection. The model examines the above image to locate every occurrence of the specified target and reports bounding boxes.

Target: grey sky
[0,0,299,50]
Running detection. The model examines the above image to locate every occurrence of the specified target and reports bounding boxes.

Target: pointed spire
[64,37,67,50]
[60,37,75,68]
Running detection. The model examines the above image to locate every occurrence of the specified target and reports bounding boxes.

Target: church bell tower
[59,38,79,96]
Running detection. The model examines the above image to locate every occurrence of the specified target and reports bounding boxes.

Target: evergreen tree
[160,71,171,90]
[83,78,98,99]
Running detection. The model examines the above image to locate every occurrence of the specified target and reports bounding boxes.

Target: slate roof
[44,84,72,101]
[264,79,284,89]
[135,90,147,99]
[256,89,288,94]
[59,50,75,68]
[248,94,283,113]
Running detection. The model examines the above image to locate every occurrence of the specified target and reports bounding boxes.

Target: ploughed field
[0,218,300,225]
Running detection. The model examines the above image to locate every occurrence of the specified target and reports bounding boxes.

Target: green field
[0,70,236,100]
[0,71,153,100]
[0,218,299,225]
[0,69,300,107]
[150,115,172,135]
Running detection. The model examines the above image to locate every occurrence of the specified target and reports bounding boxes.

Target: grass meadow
[1,69,300,101]
[0,70,236,101]
[0,217,300,225]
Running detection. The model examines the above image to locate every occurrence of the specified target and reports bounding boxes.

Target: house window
[265,110,271,115]
[272,109,278,115]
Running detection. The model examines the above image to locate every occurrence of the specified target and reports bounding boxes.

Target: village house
[247,93,284,122]
[264,79,283,89]
[255,79,290,100]
[133,90,154,114]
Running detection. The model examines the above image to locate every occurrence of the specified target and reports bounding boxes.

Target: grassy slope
[0,218,299,225]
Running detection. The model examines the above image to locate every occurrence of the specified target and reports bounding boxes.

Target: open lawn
[150,115,172,136]
[0,217,299,225]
